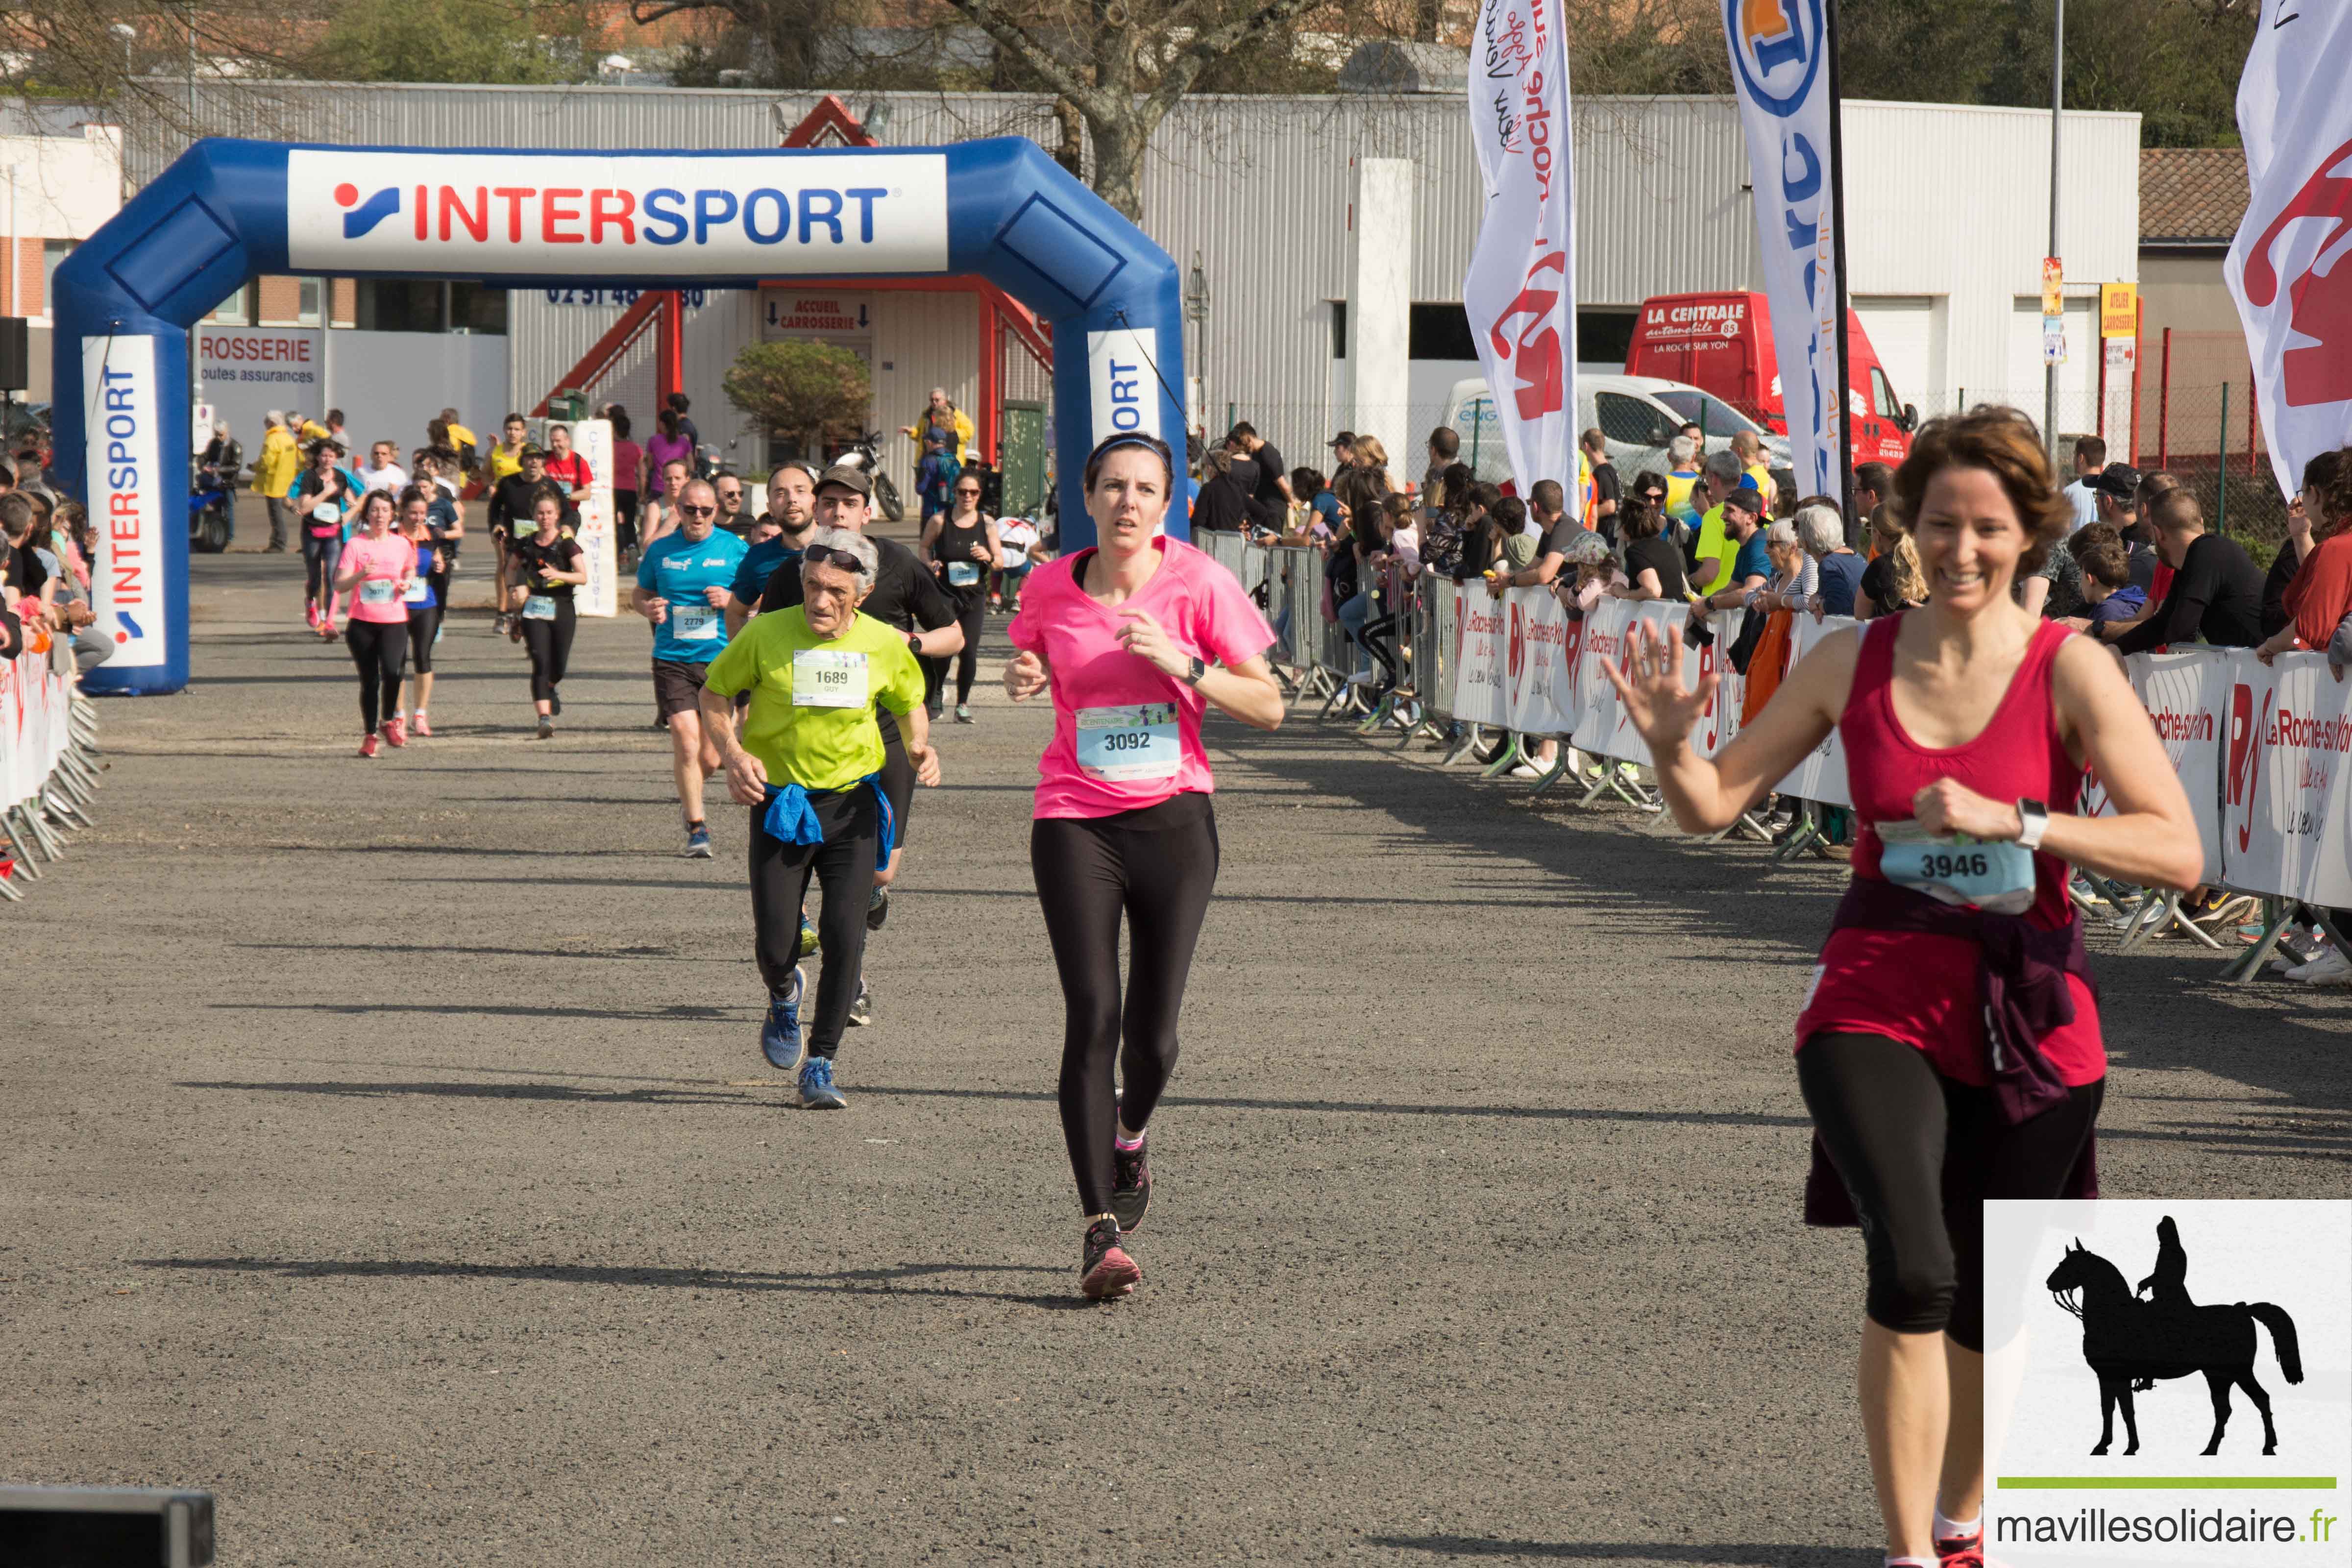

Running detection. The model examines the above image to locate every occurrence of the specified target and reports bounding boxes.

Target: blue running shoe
[798,1054,847,1110]
[684,824,712,859]
[760,966,805,1071]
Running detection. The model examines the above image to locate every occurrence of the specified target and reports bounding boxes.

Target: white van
[1439,368,1789,489]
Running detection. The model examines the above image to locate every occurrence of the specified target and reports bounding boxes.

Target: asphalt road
[4,552,2346,1566]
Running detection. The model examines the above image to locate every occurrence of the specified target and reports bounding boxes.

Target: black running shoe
[1110,1134,1150,1234]
[846,979,873,1028]
[1080,1218,1141,1300]
[865,884,889,931]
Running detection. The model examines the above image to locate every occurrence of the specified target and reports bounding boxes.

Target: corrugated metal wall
[137,84,2137,468]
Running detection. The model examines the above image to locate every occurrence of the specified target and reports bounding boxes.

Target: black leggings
[1798,1032,2104,1351]
[519,598,577,703]
[1032,795,1220,1216]
[923,589,987,708]
[750,787,876,1058]
[344,618,409,732]
[407,606,442,674]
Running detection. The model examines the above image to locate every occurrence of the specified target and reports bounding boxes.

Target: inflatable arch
[53,138,1188,694]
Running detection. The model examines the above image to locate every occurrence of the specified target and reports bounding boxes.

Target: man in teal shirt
[634,477,748,858]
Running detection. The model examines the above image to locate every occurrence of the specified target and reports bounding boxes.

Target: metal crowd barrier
[0,641,103,903]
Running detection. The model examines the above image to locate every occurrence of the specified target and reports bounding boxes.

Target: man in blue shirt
[1694,483,1771,619]
[634,476,748,858]
[727,460,819,637]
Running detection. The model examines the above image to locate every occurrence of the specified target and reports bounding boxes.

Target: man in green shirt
[701,526,939,1109]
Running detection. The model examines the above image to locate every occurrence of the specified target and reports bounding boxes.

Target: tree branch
[939,0,1105,116]
[1145,0,1322,116]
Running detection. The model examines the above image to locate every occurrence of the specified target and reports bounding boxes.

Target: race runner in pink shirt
[1003,431,1282,1302]
[331,489,419,757]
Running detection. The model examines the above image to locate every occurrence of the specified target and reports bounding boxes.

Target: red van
[1625,292,1915,466]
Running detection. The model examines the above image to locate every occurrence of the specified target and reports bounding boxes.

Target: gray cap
[816,464,872,499]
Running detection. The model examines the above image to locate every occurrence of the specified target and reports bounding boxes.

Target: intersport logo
[287,150,951,277]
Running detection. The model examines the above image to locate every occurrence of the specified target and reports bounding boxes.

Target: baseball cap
[518,442,546,460]
[1327,430,1356,450]
[2093,462,2141,500]
[1723,481,1764,514]
[815,464,872,498]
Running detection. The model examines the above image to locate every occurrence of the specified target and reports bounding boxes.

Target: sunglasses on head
[679,503,716,516]
[805,544,863,573]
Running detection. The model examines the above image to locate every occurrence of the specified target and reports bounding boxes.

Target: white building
[1,101,126,401]
[133,82,2138,479]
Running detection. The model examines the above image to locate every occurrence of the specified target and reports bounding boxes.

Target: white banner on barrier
[0,644,75,815]
[2221,653,2352,906]
[2082,650,2229,889]
[1452,590,1510,726]
[571,418,619,618]
[1772,611,1854,808]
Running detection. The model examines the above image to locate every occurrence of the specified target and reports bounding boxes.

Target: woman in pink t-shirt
[1004,431,1283,1301]
[330,489,419,757]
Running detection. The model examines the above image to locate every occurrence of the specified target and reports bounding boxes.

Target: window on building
[39,240,74,318]
[298,278,321,327]
[207,282,253,325]
[449,282,508,336]
[1408,303,1476,361]
[355,279,447,332]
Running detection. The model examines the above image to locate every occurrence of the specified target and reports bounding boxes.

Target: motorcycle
[830,431,905,523]
[189,464,235,554]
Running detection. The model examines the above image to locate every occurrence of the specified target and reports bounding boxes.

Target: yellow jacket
[902,406,975,465]
[253,425,300,498]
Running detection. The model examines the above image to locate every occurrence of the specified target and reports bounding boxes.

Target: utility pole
[2043,0,2064,458]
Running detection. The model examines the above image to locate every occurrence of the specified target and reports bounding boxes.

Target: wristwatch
[906,632,924,656]
[1182,656,1208,686]
[2015,797,2050,851]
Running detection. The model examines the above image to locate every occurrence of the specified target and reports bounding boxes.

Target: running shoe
[550,693,562,716]
[1508,761,1542,780]
[955,703,974,724]
[383,715,407,748]
[797,914,819,958]
[411,711,433,738]
[357,733,380,759]
[537,715,555,740]
[1935,1523,1983,1562]
[2286,947,2351,983]
[797,1054,847,1110]
[305,603,320,630]
[846,979,873,1028]
[1111,1133,1151,1234]
[1079,1218,1142,1300]
[761,966,805,1072]
[318,620,337,640]
[866,884,889,931]
[684,824,713,858]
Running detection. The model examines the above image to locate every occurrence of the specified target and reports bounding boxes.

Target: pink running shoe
[410,711,432,737]
[305,603,320,630]
[383,716,407,748]
[1079,1218,1142,1300]
[357,733,380,759]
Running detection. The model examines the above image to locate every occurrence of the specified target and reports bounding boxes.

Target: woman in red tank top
[1605,409,2202,1568]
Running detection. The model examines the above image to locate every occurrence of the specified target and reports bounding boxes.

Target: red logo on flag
[2243,136,2352,409]
[1485,250,1568,420]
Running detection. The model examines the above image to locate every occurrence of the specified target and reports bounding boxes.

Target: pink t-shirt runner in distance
[1008,538,1275,819]
[341,533,418,624]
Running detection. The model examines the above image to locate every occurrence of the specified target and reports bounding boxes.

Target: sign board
[82,335,167,669]
[759,290,873,341]
[571,418,618,618]
[196,326,324,462]
[2099,282,2137,339]
[191,402,214,454]
[2040,257,2064,317]
[2042,314,2067,368]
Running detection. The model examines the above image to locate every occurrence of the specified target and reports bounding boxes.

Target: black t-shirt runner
[509,533,584,599]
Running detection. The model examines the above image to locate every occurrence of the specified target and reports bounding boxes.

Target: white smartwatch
[2015,797,2050,851]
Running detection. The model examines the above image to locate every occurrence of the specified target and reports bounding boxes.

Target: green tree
[314,0,589,84]
[724,341,873,460]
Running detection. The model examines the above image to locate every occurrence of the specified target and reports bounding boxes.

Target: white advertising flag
[2224,0,2352,501]
[1465,0,1574,489]
[1721,0,1845,501]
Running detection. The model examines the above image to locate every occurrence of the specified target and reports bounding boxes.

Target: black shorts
[652,658,713,717]
[878,708,914,850]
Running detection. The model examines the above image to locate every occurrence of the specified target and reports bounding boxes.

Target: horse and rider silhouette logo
[2046,1217,2304,1457]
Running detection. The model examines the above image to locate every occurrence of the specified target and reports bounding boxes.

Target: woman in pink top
[1603,409,2201,1568]
[331,489,420,757]
[1004,431,1283,1301]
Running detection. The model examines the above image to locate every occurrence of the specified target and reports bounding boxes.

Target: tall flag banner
[1465,0,1574,488]
[1722,0,1844,499]
[2226,0,2352,502]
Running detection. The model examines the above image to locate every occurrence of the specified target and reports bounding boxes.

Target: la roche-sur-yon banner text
[2226,0,2352,502]
[1465,0,1574,490]
[1721,0,1846,501]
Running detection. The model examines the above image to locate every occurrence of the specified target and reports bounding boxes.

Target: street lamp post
[2044,0,2064,457]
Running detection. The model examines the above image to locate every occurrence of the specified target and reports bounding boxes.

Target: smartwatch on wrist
[2015,798,2050,851]
[906,633,924,657]
[1183,656,1208,686]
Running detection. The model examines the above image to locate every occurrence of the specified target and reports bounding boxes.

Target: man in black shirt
[1224,421,1294,516]
[756,465,963,1025]
[1580,428,1620,538]
[2096,491,2264,654]
[488,445,566,629]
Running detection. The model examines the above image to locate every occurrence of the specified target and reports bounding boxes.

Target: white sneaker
[1509,761,1542,780]
[2287,946,2352,983]
[1345,670,1378,686]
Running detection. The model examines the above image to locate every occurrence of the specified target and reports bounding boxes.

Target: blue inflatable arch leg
[52,136,1186,695]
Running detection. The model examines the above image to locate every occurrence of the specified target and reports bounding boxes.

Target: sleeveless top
[933,515,990,599]
[1794,612,2105,1087]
